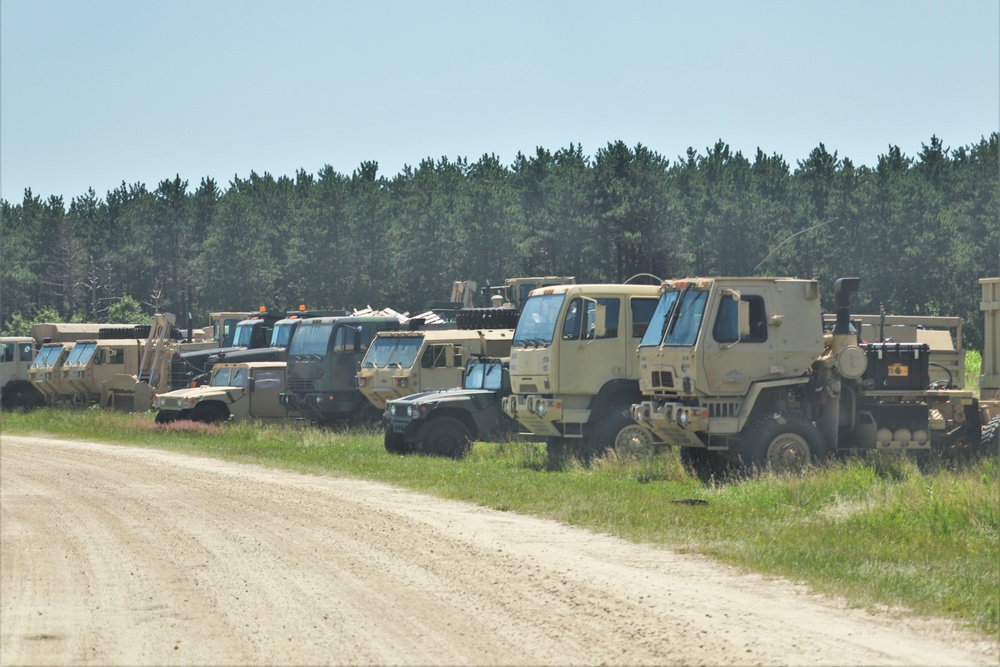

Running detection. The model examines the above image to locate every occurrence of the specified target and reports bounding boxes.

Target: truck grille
[287,378,315,393]
[389,403,407,418]
[651,371,674,388]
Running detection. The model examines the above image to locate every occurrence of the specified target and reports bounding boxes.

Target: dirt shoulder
[2,434,997,666]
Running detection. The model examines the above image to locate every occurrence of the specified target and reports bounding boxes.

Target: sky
[2,0,998,204]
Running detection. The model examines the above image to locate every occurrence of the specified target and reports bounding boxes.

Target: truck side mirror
[594,304,607,338]
[737,299,751,338]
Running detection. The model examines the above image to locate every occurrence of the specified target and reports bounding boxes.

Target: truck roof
[528,283,661,297]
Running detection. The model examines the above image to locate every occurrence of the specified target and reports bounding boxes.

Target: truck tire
[981,415,1000,457]
[741,413,825,473]
[545,437,570,468]
[2,387,39,411]
[417,416,472,458]
[589,405,652,460]
[679,447,730,482]
[384,430,411,455]
[189,403,227,424]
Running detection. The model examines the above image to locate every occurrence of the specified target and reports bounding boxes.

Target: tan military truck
[500,282,662,460]
[58,338,143,405]
[631,276,991,477]
[29,342,75,404]
[0,337,42,410]
[154,361,288,424]
[358,329,513,410]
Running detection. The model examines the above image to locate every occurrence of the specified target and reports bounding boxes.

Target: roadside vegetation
[3,408,997,637]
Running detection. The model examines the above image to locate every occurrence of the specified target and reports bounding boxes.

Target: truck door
[249,368,286,419]
[556,295,624,395]
[703,288,774,395]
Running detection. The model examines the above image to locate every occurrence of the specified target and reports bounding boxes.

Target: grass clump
[3,408,998,635]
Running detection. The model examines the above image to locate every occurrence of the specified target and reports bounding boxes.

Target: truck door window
[713,295,768,343]
[0,343,13,363]
[106,348,125,365]
[253,370,282,390]
[18,343,33,361]
[421,345,451,368]
[631,298,659,338]
[564,297,620,340]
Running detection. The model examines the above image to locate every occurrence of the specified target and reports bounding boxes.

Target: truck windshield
[513,294,566,347]
[464,361,503,390]
[361,337,422,369]
[271,321,296,347]
[232,323,256,347]
[32,346,63,368]
[65,342,97,366]
[288,322,335,357]
[211,367,231,386]
[639,289,709,347]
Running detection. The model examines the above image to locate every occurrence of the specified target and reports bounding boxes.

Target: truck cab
[154,361,288,424]
[282,315,403,425]
[500,283,661,460]
[0,337,42,410]
[358,328,512,410]
[29,342,75,404]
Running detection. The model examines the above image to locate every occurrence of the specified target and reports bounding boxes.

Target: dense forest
[2,135,998,349]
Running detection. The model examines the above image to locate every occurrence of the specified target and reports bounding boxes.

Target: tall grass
[3,409,997,636]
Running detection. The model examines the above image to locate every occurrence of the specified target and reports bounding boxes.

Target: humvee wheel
[189,404,227,424]
[418,417,472,459]
[154,410,180,424]
[384,430,410,455]
[743,413,824,473]
[982,415,1000,457]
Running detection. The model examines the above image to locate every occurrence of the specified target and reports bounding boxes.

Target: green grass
[3,408,998,637]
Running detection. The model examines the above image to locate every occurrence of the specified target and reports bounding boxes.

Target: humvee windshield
[513,294,565,347]
[362,336,423,369]
[639,288,709,347]
[464,361,503,390]
[210,366,248,387]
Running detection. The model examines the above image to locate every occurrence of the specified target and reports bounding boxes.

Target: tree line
[2,135,997,349]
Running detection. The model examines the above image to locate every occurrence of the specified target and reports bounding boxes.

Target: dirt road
[1,434,996,666]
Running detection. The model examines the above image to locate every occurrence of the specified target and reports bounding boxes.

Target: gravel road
[2,434,997,666]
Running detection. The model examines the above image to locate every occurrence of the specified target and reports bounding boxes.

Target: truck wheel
[742,413,824,473]
[545,437,569,468]
[679,448,730,482]
[384,430,411,455]
[590,405,651,460]
[981,415,1000,457]
[417,417,472,458]
[189,404,227,424]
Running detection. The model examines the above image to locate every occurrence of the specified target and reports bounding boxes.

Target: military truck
[630,276,991,477]
[28,342,76,404]
[0,337,42,410]
[169,309,280,389]
[500,283,662,460]
[281,314,404,425]
[154,361,288,424]
[358,329,513,410]
[384,356,515,457]
[205,307,340,369]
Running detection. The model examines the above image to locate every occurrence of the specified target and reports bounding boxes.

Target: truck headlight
[536,401,546,416]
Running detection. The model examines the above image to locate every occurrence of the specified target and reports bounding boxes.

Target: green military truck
[282,314,403,425]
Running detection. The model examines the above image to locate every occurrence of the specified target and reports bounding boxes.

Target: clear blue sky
[2,0,997,204]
